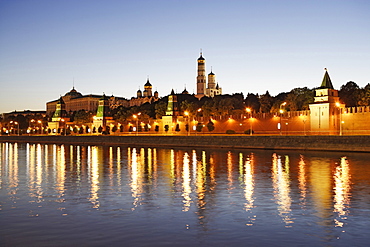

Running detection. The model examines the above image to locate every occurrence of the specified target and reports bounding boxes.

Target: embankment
[1,135,370,152]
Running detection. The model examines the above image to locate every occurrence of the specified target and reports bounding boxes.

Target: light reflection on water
[1,142,370,246]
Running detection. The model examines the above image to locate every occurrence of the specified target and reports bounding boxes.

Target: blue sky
[0,0,369,113]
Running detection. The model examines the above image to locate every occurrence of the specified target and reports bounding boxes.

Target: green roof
[320,70,334,89]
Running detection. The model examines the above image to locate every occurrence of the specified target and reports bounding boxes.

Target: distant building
[1,110,46,119]
[129,78,160,107]
[46,87,129,116]
[196,52,222,98]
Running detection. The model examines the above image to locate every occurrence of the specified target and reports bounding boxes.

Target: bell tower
[196,51,206,98]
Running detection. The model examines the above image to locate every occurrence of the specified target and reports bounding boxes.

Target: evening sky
[0,0,369,113]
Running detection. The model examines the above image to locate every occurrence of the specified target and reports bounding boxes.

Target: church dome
[198,52,205,61]
[64,87,82,98]
[144,79,152,87]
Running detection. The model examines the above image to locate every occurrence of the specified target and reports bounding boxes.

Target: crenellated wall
[342,106,370,135]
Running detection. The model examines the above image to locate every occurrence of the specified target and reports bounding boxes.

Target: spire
[320,68,334,89]
[198,49,205,60]
[171,89,175,95]
[145,77,152,86]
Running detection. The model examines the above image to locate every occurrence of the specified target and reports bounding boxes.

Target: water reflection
[333,156,351,227]
[89,146,100,208]
[271,153,293,226]
[182,152,192,211]
[1,142,368,245]
[298,155,307,206]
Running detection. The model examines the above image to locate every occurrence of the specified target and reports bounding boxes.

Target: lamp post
[279,102,286,135]
[246,108,253,135]
[61,118,66,135]
[13,121,19,135]
[336,102,343,136]
[37,120,42,134]
[30,119,35,134]
[184,111,190,136]
[133,112,141,136]
[10,121,19,135]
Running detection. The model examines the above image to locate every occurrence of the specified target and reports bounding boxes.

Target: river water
[1,142,370,246]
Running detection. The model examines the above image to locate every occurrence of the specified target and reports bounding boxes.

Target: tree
[196,123,203,132]
[245,93,260,112]
[180,100,197,116]
[206,120,215,132]
[358,83,370,106]
[282,87,314,111]
[155,101,167,119]
[339,81,361,107]
[259,91,273,113]
[74,110,93,124]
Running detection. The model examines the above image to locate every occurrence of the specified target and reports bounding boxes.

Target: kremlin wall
[1,53,370,137]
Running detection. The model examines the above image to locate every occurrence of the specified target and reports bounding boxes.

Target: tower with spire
[309,69,344,134]
[196,51,222,98]
[93,94,113,131]
[196,51,206,97]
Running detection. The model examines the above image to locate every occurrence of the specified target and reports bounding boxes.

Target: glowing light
[182,152,192,211]
[333,157,351,227]
[271,153,293,226]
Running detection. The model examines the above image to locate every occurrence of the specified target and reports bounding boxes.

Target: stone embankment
[1,135,370,152]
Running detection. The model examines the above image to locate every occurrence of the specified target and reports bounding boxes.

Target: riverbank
[1,135,370,152]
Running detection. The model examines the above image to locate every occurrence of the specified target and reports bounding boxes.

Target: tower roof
[144,78,152,87]
[320,69,334,89]
[57,96,65,105]
[100,93,108,100]
[198,52,205,61]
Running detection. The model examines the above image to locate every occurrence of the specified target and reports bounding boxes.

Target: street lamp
[133,112,141,136]
[14,121,19,135]
[279,102,286,135]
[30,119,35,134]
[336,102,344,136]
[184,111,190,136]
[37,120,42,134]
[9,121,19,135]
[61,118,66,135]
[246,108,253,135]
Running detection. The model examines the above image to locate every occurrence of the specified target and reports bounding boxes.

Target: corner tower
[309,69,343,135]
